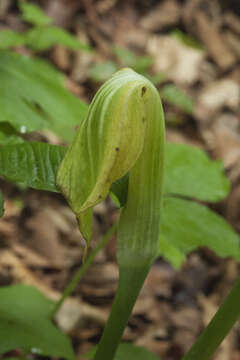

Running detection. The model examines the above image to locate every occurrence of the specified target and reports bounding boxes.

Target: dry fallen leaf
[198,79,240,111]
[147,35,205,84]
[140,0,180,32]
[195,11,236,70]
[25,208,66,268]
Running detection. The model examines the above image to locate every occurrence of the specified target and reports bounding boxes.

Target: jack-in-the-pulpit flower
[57,68,165,360]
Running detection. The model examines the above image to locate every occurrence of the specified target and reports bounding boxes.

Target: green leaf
[110,143,230,208]
[0,132,23,145]
[0,192,4,217]
[25,26,91,52]
[19,2,52,26]
[132,55,153,74]
[0,285,74,360]
[0,137,130,204]
[114,47,137,65]
[0,123,24,145]
[85,343,159,360]
[113,46,153,74]
[0,50,88,142]
[88,61,118,82]
[160,84,194,114]
[159,197,240,268]
[165,142,230,202]
[171,29,204,50]
[0,30,26,49]
[0,142,66,192]
[158,233,186,269]
[114,343,159,360]
[145,72,165,86]
[110,174,129,207]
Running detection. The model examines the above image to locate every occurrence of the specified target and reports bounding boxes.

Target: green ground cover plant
[1,1,194,119]
[0,11,240,358]
[0,2,91,52]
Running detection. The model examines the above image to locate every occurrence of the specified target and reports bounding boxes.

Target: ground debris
[147,35,205,84]
[195,11,237,70]
[140,0,180,32]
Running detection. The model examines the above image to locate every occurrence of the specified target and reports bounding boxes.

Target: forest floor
[0,0,240,359]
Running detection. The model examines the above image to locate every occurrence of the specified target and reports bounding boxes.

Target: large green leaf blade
[114,343,159,360]
[110,143,230,208]
[86,343,159,360]
[159,197,240,268]
[0,30,26,49]
[0,50,88,142]
[0,285,74,360]
[165,142,230,202]
[0,123,24,145]
[0,142,66,192]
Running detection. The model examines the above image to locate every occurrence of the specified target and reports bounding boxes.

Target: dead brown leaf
[140,0,180,32]
[147,35,205,84]
[195,11,236,70]
[24,208,66,268]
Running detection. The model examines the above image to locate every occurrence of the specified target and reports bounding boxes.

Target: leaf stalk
[51,223,117,318]
[183,276,240,360]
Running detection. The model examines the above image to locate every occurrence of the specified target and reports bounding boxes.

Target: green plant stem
[183,276,240,360]
[94,256,151,360]
[51,223,118,318]
[20,349,30,360]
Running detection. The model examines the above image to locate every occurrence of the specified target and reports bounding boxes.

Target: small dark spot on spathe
[115,147,120,151]
[142,117,146,123]
[141,86,147,96]
[98,195,102,199]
